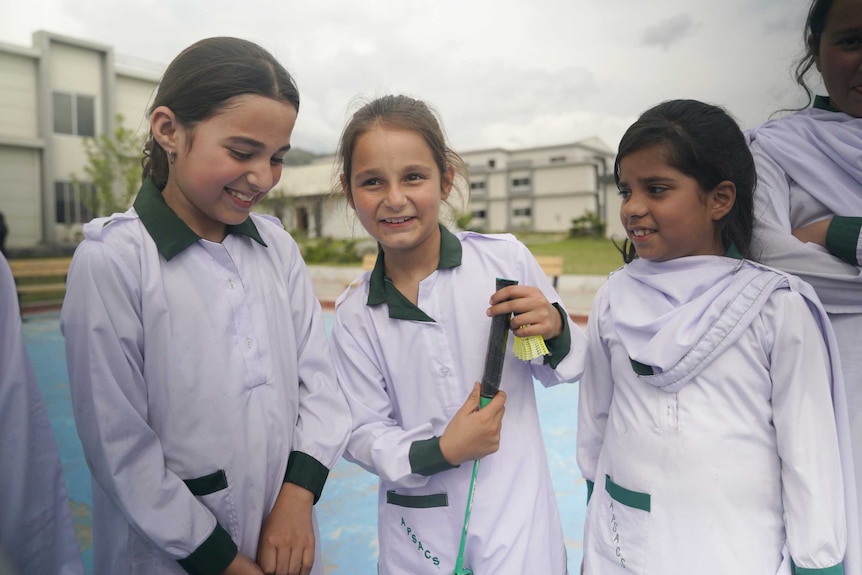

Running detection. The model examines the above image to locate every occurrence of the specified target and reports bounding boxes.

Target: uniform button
[441,367,450,375]
[244,338,253,349]
[228,279,236,289]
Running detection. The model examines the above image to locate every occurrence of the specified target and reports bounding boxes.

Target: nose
[620,190,646,221]
[384,184,407,209]
[247,159,280,192]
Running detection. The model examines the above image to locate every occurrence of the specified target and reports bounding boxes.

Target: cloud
[641,14,699,50]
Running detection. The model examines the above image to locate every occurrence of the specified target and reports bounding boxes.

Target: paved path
[307,265,606,319]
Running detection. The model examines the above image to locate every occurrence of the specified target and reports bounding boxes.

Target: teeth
[384,217,410,224]
[229,189,255,202]
[631,229,652,237]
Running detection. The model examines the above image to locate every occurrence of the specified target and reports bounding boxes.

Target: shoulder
[458,231,531,257]
[80,209,143,243]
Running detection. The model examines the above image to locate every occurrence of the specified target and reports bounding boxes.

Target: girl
[61,37,349,575]
[577,99,851,574]
[747,0,862,567]
[329,94,587,574]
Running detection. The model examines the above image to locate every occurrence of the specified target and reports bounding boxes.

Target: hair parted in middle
[334,94,470,215]
[614,99,756,263]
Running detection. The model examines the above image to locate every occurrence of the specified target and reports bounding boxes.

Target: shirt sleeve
[330,312,446,487]
[576,285,614,504]
[768,290,846,572]
[282,242,351,502]
[752,143,862,313]
[825,216,862,266]
[518,242,588,385]
[60,241,236,574]
[0,256,84,575]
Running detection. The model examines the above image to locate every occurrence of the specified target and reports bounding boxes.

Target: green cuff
[792,559,843,575]
[409,436,458,476]
[543,303,572,369]
[586,479,594,504]
[284,451,329,504]
[177,523,237,575]
[825,216,862,265]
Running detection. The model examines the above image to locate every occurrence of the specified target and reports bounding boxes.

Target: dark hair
[793,0,835,108]
[614,99,756,263]
[142,37,300,189]
[334,95,469,204]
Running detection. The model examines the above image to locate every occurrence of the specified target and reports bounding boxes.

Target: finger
[258,543,276,574]
[300,546,315,575]
[461,382,481,413]
[483,390,507,414]
[286,546,301,575]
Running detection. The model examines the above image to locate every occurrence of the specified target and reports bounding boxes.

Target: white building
[0,31,159,253]
[0,30,621,252]
[275,139,622,241]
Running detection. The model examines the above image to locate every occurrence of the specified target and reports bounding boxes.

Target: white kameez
[577,256,848,575]
[61,204,350,574]
[748,105,862,574]
[0,254,84,575]
[331,231,587,575]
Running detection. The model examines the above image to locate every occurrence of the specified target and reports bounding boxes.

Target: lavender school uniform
[330,227,587,575]
[577,255,850,575]
[0,254,84,575]
[748,96,862,572]
[60,179,350,575]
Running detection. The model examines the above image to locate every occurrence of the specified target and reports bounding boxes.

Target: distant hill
[283,148,324,166]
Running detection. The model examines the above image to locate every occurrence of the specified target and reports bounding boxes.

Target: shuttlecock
[512,327,549,361]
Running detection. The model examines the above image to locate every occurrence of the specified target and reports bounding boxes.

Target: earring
[168,150,176,165]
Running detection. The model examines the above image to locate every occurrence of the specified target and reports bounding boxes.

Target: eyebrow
[226,136,291,153]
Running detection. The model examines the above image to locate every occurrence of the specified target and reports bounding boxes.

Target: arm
[575,287,614,503]
[752,144,862,312]
[258,242,351,575]
[60,241,240,574]
[769,291,846,572]
[0,256,83,575]
[487,242,587,383]
[330,316,505,486]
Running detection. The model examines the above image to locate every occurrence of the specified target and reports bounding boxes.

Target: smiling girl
[60,37,350,575]
[329,94,587,574]
[577,99,852,574]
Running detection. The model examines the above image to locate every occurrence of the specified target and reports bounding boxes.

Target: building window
[53,92,96,137]
[512,177,530,187]
[470,181,486,190]
[472,209,487,219]
[550,155,566,163]
[488,159,496,168]
[512,207,532,217]
[55,181,95,224]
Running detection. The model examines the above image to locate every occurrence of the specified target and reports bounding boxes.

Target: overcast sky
[1,0,815,156]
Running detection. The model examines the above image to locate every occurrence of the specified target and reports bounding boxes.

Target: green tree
[73,114,144,216]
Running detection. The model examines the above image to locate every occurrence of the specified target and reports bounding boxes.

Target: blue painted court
[23,311,586,574]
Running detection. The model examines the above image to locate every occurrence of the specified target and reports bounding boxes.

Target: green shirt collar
[133,178,267,261]
[366,224,462,321]
[813,95,840,113]
[725,243,742,260]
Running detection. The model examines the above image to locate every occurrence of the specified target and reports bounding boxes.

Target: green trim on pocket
[183,470,228,496]
[386,490,449,509]
[605,474,651,512]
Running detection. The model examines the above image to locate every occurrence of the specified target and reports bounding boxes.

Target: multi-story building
[0,31,158,253]
[0,30,620,252]
[276,139,621,241]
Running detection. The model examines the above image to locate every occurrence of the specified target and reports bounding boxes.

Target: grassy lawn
[516,233,623,276]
